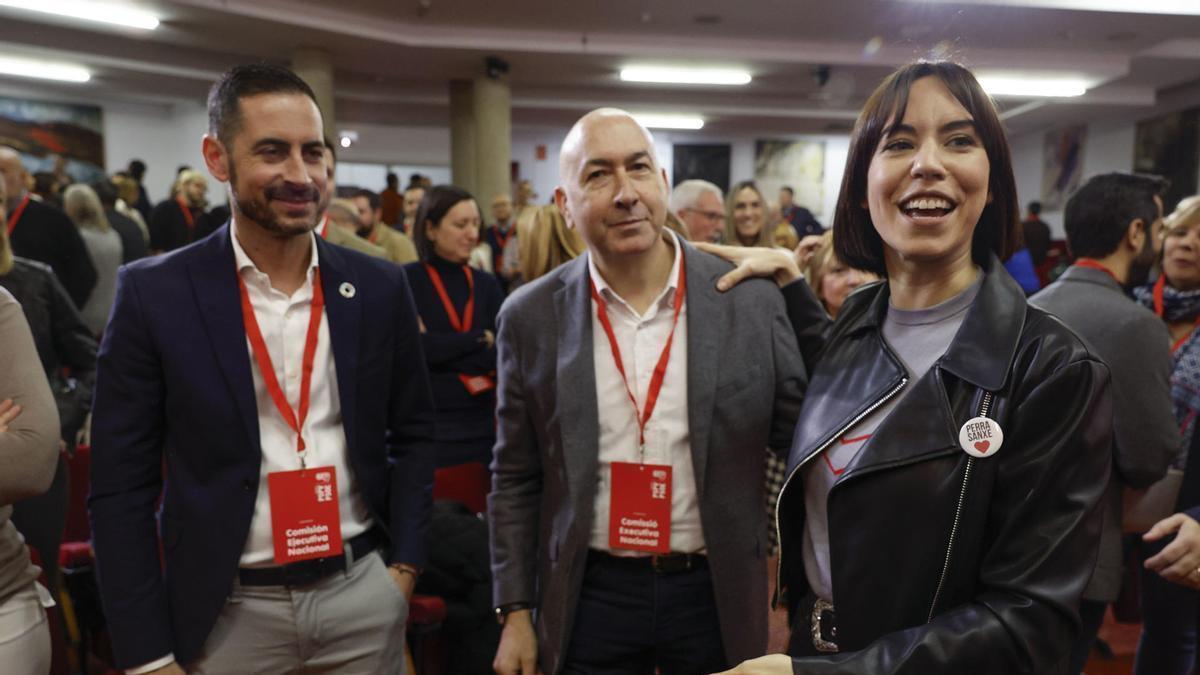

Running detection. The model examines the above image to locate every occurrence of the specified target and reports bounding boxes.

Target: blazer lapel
[683,243,721,497]
[554,256,600,501]
[188,226,259,451]
[316,239,362,454]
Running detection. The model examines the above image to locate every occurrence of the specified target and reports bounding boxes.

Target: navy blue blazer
[88,225,437,668]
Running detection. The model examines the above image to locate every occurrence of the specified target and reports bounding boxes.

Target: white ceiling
[2,0,1200,137]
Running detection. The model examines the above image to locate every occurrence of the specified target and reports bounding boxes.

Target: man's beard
[1128,229,1158,288]
[228,163,326,236]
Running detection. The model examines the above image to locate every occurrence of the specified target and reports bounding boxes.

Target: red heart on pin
[974,441,990,453]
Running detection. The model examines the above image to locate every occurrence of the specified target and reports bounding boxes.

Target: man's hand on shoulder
[493,609,540,675]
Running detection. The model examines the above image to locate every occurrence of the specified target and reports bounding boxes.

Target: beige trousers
[187,551,408,674]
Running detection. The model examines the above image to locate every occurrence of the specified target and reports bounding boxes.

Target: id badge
[267,466,344,565]
[458,373,496,395]
[609,462,672,553]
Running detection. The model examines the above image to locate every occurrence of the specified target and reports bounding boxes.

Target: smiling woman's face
[866,76,990,274]
[1164,220,1200,292]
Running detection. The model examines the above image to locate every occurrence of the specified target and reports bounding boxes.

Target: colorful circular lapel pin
[958,416,1003,459]
[339,282,356,299]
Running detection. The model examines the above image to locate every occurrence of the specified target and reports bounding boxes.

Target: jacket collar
[842,255,1026,393]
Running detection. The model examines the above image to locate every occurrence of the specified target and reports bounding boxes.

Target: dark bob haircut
[833,61,1021,276]
[412,185,478,261]
[207,63,319,148]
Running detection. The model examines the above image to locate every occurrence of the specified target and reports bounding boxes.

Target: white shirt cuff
[127,654,175,674]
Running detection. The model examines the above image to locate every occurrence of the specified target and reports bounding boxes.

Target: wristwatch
[494,601,533,625]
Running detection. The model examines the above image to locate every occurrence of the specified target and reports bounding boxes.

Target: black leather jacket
[778,260,1112,674]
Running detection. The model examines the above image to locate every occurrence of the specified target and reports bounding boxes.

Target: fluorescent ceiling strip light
[632,114,704,130]
[978,76,1088,98]
[621,67,751,86]
[0,0,160,30]
[0,56,90,83]
[902,0,1200,16]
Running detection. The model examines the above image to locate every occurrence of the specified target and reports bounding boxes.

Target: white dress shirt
[587,231,706,554]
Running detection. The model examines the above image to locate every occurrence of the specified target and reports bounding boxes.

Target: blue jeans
[562,552,728,675]
[1134,537,1200,675]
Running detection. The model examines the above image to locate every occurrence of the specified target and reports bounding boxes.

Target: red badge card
[609,462,672,553]
[458,373,496,396]
[268,466,344,565]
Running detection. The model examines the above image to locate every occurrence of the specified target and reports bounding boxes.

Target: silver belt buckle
[810,597,838,653]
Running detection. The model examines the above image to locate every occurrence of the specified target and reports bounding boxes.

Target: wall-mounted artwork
[0,95,105,184]
[753,139,824,213]
[1041,125,1087,211]
[1135,107,1200,214]
[672,144,731,192]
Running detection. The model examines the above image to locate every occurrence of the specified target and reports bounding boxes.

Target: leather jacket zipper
[927,390,993,622]
[772,377,908,608]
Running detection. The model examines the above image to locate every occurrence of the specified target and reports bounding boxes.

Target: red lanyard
[368,226,379,245]
[590,254,687,449]
[493,226,514,269]
[318,215,329,239]
[6,195,30,235]
[425,263,474,332]
[1073,259,1120,284]
[177,198,195,229]
[1152,274,1200,354]
[238,267,325,460]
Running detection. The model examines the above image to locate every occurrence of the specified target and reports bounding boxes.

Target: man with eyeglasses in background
[671,179,726,243]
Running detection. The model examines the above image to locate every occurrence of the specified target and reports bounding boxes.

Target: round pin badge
[339,282,356,299]
[958,416,1003,459]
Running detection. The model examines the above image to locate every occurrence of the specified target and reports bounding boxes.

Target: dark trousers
[1067,599,1109,674]
[1134,537,1200,675]
[562,552,728,675]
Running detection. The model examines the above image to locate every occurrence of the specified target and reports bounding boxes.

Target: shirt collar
[230,218,320,281]
[588,228,683,312]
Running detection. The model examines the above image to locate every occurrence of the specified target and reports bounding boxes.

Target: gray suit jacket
[1030,265,1178,600]
[488,241,809,673]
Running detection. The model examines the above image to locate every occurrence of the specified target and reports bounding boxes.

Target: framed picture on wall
[1041,125,1087,211]
[753,139,824,214]
[672,144,731,192]
[0,95,105,184]
[1135,108,1200,213]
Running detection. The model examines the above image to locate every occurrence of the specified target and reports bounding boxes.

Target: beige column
[291,48,336,142]
[449,80,477,196]
[472,75,511,207]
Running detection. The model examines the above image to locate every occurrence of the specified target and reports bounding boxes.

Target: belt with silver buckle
[810,597,838,653]
[587,550,706,575]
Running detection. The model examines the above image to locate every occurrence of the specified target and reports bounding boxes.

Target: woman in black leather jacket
[707,62,1112,675]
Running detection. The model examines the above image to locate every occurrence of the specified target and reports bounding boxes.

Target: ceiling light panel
[0,0,160,30]
[632,114,705,130]
[901,0,1200,16]
[620,67,751,86]
[0,55,91,83]
[977,76,1089,97]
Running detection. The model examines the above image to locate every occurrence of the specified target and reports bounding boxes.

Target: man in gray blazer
[1029,172,1180,675]
[488,108,814,675]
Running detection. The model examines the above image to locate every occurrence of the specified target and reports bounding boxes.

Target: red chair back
[432,462,489,515]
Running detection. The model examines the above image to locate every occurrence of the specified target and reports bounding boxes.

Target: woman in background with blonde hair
[804,231,878,319]
[518,203,586,283]
[725,180,774,247]
[63,184,121,336]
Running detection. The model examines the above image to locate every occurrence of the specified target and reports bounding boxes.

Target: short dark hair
[127,160,146,179]
[1027,201,1042,216]
[833,61,1021,275]
[353,189,381,211]
[780,186,795,196]
[1063,173,1167,259]
[91,179,118,207]
[412,185,477,261]
[207,63,320,147]
[386,172,398,187]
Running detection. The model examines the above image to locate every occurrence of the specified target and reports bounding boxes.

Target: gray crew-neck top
[801,273,983,602]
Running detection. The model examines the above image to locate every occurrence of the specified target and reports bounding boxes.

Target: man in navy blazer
[89,64,435,674]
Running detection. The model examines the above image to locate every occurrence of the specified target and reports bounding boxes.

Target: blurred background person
[402,183,426,234]
[380,172,402,228]
[671,179,726,243]
[93,179,148,263]
[353,188,418,264]
[110,173,150,242]
[148,168,209,253]
[778,185,823,239]
[126,159,152,222]
[1022,200,1051,268]
[63,184,122,337]
[485,192,518,291]
[404,185,503,468]
[324,199,388,258]
[518,203,584,284]
[803,230,877,319]
[725,180,773,247]
[1133,194,1200,675]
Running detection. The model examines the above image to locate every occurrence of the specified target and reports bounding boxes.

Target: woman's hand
[1144,512,1200,589]
[481,329,496,349]
[0,398,22,432]
[713,654,792,674]
[694,243,803,291]
[795,234,825,270]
